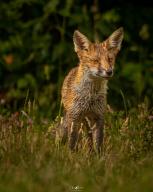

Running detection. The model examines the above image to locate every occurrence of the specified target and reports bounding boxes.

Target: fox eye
[84,48,88,52]
[108,56,113,63]
[92,58,99,63]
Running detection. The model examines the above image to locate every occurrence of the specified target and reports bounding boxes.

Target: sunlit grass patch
[0,103,153,192]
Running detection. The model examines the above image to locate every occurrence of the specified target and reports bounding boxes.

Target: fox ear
[73,30,90,52]
[107,27,124,50]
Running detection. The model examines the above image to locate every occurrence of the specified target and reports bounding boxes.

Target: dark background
[0,0,153,118]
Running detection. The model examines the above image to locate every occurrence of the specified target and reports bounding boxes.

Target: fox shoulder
[62,67,78,91]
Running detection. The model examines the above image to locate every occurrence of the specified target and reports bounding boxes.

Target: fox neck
[74,63,108,95]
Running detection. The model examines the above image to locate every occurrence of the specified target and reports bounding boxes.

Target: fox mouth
[94,72,113,79]
[89,68,113,79]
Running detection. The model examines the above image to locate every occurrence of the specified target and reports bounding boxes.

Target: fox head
[73,28,124,79]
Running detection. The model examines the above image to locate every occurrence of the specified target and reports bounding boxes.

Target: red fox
[60,27,124,153]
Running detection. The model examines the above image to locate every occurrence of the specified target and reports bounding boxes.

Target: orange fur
[60,28,124,153]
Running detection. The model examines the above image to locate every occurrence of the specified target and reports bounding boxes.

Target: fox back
[60,28,124,153]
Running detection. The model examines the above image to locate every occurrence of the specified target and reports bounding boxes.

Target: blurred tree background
[0,0,153,118]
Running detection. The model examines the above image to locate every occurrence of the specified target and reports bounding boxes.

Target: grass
[0,102,153,192]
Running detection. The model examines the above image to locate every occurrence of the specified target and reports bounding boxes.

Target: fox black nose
[106,69,113,76]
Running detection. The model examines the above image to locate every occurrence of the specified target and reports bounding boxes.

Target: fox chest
[72,82,107,116]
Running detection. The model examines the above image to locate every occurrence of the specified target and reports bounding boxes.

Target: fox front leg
[93,118,104,155]
[60,116,68,144]
[68,120,80,151]
[83,117,94,153]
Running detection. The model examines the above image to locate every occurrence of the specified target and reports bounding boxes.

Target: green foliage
[0,1,153,115]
